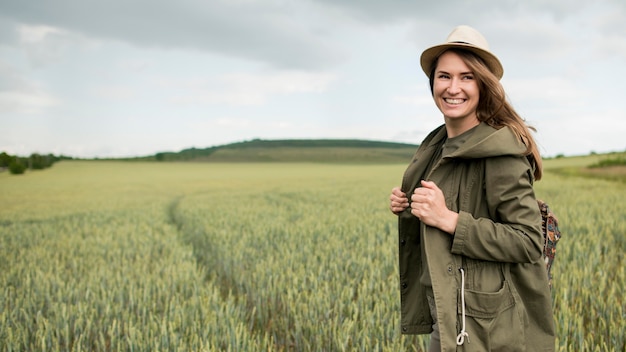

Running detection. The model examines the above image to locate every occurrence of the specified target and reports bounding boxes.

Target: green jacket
[398,123,556,351]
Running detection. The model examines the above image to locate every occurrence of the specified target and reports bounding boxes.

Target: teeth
[445,98,464,104]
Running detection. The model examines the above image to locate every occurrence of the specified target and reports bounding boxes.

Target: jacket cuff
[451,211,470,254]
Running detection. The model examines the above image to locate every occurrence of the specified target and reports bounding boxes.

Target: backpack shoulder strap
[537,199,561,288]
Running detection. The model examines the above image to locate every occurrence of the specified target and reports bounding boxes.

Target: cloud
[504,77,589,108]
[115,58,153,72]
[486,19,573,60]
[315,0,599,24]
[3,0,623,71]
[0,18,18,46]
[590,31,626,60]
[0,60,59,113]
[93,85,137,101]
[534,107,626,156]
[0,0,346,69]
[1,0,625,158]
[392,93,433,107]
[16,24,95,67]
[198,116,295,131]
[164,70,337,105]
[0,90,58,114]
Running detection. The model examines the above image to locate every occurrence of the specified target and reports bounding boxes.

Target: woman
[389,25,555,351]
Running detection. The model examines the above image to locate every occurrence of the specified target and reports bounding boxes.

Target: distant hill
[148,139,419,163]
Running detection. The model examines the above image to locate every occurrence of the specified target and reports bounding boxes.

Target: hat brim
[420,43,504,79]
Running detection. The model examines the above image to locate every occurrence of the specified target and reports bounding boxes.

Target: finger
[410,193,421,203]
[392,206,406,213]
[410,208,423,220]
[390,194,406,204]
[392,189,406,198]
[411,189,431,202]
[420,180,433,186]
[392,199,409,208]
[391,203,408,214]
[412,188,429,196]
[420,180,438,190]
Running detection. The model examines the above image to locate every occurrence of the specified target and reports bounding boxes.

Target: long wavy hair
[428,48,543,180]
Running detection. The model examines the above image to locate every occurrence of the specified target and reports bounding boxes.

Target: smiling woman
[430,51,481,137]
[389,25,555,351]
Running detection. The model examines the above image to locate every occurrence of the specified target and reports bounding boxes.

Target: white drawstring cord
[456,268,470,345]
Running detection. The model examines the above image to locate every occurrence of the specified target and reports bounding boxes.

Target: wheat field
[1,160,624,351]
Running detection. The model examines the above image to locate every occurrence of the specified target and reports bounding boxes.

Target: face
[432,51,480,133]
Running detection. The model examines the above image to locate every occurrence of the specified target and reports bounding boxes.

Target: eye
[437,73,450,79]
[462,74,474,80]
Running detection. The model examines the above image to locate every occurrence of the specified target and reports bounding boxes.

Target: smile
[444,98,465,105]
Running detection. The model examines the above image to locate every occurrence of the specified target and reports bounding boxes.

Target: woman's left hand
[411,180,458,234]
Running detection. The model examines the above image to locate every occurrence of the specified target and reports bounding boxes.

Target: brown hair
[429,49,543,180]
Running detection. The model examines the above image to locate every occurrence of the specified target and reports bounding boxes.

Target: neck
[445,118,480,138]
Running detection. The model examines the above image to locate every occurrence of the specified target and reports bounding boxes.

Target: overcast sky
[1,0,625,158]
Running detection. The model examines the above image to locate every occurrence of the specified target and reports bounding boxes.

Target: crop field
[1,159,624,351]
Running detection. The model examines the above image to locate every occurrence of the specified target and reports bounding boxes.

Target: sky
[1,0,625,158]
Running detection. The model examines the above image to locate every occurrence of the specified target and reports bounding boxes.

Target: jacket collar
[443,122,527,159]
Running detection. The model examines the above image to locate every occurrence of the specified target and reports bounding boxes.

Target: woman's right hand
[389,186,409,215]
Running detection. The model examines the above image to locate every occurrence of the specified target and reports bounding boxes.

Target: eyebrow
[436,70,474,75]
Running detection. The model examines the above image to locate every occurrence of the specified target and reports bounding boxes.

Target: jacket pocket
[457,281,525,351]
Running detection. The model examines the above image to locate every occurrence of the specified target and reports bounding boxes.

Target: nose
[447,78,461,94]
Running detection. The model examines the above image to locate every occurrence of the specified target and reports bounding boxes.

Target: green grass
[1,159,624,351]
[545,152,626,183]
[589,153,626,168]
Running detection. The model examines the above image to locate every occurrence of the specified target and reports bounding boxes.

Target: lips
[444,98,465,104]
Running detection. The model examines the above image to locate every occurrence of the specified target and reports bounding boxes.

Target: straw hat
[420,25,504,79]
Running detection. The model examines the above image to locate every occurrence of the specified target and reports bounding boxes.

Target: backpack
[537,199,561,289]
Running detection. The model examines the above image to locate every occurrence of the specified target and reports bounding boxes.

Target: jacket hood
[439,122,527,159]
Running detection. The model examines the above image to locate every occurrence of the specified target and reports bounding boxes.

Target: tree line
[152,139,420,162]
[0,152,67,175]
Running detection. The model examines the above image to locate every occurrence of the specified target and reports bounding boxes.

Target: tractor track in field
[164,194,301,350]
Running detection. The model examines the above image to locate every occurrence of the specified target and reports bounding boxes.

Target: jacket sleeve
[450,155,544,264]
